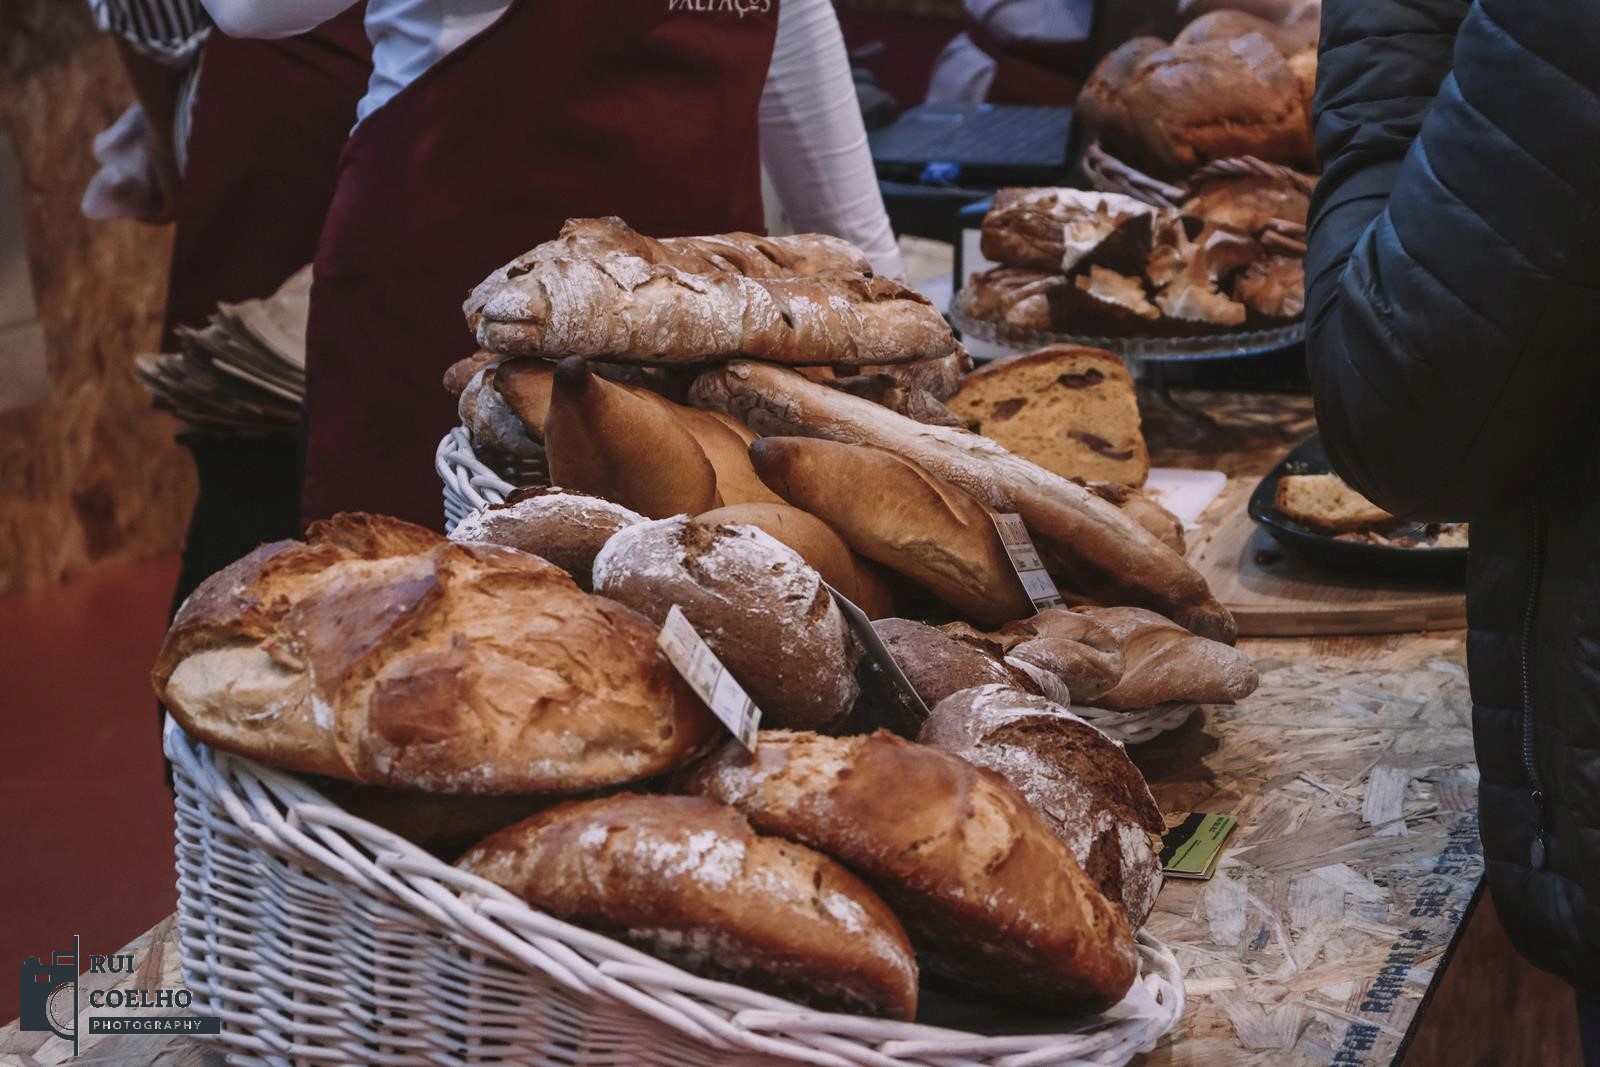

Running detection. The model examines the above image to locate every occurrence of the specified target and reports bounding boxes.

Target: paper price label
[1159,813,1239,879]
[991,512,1065,609]
[657,605,761,751]
[823,581,928,733]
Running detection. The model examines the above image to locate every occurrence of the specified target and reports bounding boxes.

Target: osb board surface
[0,2,194,595]
[1132,631,1481,1066]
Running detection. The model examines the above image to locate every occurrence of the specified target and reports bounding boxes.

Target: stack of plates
[136,265,310,439]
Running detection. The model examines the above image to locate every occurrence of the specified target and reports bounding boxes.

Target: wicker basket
[167,718,1184,1065]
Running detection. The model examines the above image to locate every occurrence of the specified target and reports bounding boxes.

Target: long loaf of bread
[691,361,1236,643]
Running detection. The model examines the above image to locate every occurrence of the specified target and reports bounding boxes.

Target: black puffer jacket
[1306,0,1600,994]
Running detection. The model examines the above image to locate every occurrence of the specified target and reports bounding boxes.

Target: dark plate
[1248,434,1467,580]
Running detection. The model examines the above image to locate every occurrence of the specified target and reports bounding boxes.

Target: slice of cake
[947,345,1149,486]
[1274,473,1395,533]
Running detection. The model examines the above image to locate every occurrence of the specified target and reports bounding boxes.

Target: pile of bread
[156,219,1260,1024]
[963,181,1307,337]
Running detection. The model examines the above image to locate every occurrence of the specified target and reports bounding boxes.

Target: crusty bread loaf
[696,502,895,619]
[1182,176,1310,238]
[459,794,918,1019]
[490,357,556,440]
[458,365,542,460]
[154,513,716,793]
[1077,36,1169,161]
[749,437,1034,628]
[1289,47,1317,120]
[857,350,973,402]
[1073,480,1186,555]
[1000,608,1126,703]
[1234,255,1306,319]
[872,618,1037,711]
[444,350,499,397]
[449,488,644,590]
[823,373,967,429]
[673,405,786,507]
[948,346,1150,487]
[472,220,954,366]
[592,516,859,730]
[1123,34,1313,170]
[1060,266,1164,333]
[1073,605,1258,710]
[692,362,1235,643]
[958,266,1072,336]
[1173,8,1293,49]
[543,357,719,518]
[1274,473,1393,533]
[465,216,873,330]
[682,730,1138,1013]
[919,686,1165,927]
[308,777,551,858]
[981,188,1173,275]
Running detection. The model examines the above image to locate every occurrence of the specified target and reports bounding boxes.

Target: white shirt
[200,0,903,276]
[925,0,1095,105]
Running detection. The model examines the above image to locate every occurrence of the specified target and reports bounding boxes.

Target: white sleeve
[199,0,356,39]
[758,0,904,279]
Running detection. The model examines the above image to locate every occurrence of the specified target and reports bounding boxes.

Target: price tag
[657,605,761,751]
[991,512,1065,609]
[1159,813,1239,879]
[823,582,928,734]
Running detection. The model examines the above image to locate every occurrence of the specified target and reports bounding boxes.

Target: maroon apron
[964,17,1083,107]
[162,7,371,345]
[302,0,779,528]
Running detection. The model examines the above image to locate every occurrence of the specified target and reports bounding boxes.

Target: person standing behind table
[201,0,906,531]
[1304,0,1600,1054]
[84,0,371,614]
[925,0,1096,107]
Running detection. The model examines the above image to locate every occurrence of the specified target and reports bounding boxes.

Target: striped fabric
[88,0,211,66]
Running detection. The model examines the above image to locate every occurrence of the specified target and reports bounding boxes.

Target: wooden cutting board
[1187,481,1467,637]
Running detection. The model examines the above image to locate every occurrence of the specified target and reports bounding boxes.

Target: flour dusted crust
[153,513,716,793]
[958,266,1072,334]
[448,488,644,590]
[692,361,1236,643]
[981,188,1176,275]
[591,516,859,730]
[470,219,954,366]
[1073,605,1259,710]
[871,618,1038,712]
[681,729,1138,1013]
[919,686,1165,927]
[695,502,895,619]
[458,365,541,460]
[458,794,918,1019]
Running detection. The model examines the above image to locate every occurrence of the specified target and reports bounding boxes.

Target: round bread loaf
[459,794,918,1019]
[458,364,542,460]
[919,686,1165,927]
[682,729,1138,1013]
[592,516,860,730]
[872,617,1038,710]
[450,488,644,591]
[696,502,895,619]
[308,777,551,859]
[154,513,717,793]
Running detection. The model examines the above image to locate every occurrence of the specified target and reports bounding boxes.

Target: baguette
[459,794,918,1019]
[543,357,719,518]
[674,406,786,507]
[1073,606,1258,710]
[693,362,1235,643]
[750,437,1033,627]
[681,729,1138,1013]
[695,502,895,619]
[490,357,556,440]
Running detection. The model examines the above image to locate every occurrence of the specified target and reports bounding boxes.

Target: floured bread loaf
[872,618,1038,713]
[472,221,954,366]
[920,686,1165,927]
[948,346,1149,487]
[459,794,919,1019]
[449,488,644,591]
[822,373,967,429]
[682,729,1139,1013]
[153,513,716,792]
[1000,607,1126,703]
[696,502,895,619]
[1074,605,1258,710]
[592,516,859,730]
[458,365,541,460]
[490,357,556,440]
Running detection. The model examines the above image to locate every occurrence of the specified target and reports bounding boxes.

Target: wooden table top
[1,390,1479,1067]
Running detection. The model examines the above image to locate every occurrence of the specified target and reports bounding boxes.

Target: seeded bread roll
[682,729,1139,1013]
[459,794,918,1019]
[153,513,716,793]
[592,516,859,730]
[696,502,895,619]
[543,357,719,518]
[1074,605,1259,710]
[919,686,1165,927]
[449,488,644,591]
[749,436,1034,628]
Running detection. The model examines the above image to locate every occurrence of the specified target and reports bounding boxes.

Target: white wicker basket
[167,718,1183,1066]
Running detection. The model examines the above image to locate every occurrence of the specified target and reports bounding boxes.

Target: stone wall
[0,2,194,595]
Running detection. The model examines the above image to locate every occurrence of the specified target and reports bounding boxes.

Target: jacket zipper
[1521,499,1547,868]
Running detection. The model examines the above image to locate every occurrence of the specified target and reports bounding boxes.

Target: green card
[1159,813,1239,879]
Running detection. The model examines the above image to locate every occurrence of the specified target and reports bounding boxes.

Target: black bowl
[1248,434,1467,581]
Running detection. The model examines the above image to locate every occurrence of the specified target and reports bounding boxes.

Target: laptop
[868,103,1077,187]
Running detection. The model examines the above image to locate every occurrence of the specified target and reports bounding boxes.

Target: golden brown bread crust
[672,405,786,507]
[871,617,1039,710]
[692,362,1236,643]
[543,357,719,519]
[981,188,1171,275]
[448,487,644,590]
[1124,35,1313,170]
[1073,605,1259,710]
[459,794,919,1019]
[695,502,896,619]
[591,515,860,730]
[1174,9,1292,49]
[154,514,717,793]
[1182,176,1310,237]
[490,357,556,440]
[856,351,973,402]
[749,437,1034,628]
[958,266,1072,335]
[1078,37,1169,160]
[919,686,1164,927]
[443,350,500,396]
[681,730,1139,1013]
[1071,479,1185,554]
[1234,254,1306,319]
